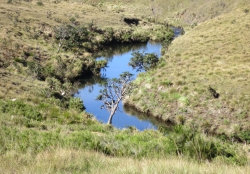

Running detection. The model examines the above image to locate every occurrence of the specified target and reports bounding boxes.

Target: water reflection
[76,41,162,130]
[173,27,184,38]
[93,42,148,60]
[76,27,184,130]
[123,105,174,129]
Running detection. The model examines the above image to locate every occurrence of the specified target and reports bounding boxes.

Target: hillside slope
[84,0,249,25]
[126,5,250,139]
[0,0,250,172]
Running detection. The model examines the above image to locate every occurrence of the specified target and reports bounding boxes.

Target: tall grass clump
[164,125,247,165]
[0,100,43,122]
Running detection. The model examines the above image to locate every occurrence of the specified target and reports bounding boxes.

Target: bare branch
[96,72,136,124]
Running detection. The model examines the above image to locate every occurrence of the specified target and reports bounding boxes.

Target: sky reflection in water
[76,42,162,130]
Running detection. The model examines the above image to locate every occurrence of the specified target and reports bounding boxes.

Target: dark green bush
[54,25,89,51]
[129,51,159,72]
[27,61,45,80]
[166,125,247,165]
[36,1,44,6]
[69,98,85,111]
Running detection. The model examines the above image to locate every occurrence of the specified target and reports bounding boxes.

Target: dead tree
[54,25,69,53]
[96,72,135,124]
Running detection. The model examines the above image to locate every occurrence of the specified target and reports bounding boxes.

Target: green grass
[83,0,250,26]
[1,148,250,174]
[1,0,250,172]
[125,4,250,141]
[0,99,248,166]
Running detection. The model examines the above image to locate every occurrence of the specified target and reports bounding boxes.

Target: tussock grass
[0,99,248,166]
[0,148,249,174]
[126,5,250,140]
[84,0,250,26]
[1,0,250,172]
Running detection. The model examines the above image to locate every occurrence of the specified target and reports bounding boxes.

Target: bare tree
[96,72,135,124]
[54,25,69,53]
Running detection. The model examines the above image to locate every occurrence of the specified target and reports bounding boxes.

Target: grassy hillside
[0,0,172,100]
[84,0,249,26]
[126,5,250,140]
[1,148,249,173]
[1,0,250,173]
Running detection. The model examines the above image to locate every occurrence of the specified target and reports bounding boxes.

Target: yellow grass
[83,0,250,25]
[1,148,249,174]
[127,5,250,136]
[1,0,250,173]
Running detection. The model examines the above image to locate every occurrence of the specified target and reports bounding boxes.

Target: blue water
[76,42,162,130]
[173,27,183,38]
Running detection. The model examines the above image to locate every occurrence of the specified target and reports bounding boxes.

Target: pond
[75,28,182,130]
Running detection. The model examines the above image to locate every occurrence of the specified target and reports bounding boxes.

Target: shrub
[244,9,249,13]
[54,25,89,52]
[27,61,45,80]
[69,17,76,24]
[69,98,85,111]
[166,125,247,165]
[36,1,44,6]
[129,51,159,72]
[90,59,107,75]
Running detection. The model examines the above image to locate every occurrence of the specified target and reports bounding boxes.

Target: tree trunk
[107,113,114,124]
[57,39,63,53]
[107,102,119,124]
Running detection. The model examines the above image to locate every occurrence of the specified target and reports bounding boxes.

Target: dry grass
[0,68,46,101]
[83,0,250,26]
[0,148,249,174]
[0,0,126,58]
[1,0,250,172]
[0,0,129,102]
[126,5,250,137]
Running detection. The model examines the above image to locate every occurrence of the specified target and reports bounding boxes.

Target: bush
[166,125,247,165]
[69,98,85,111]
[54,25,89,51]
[36,1,44,6]
[27,61,45,80]
[129,51,159,72]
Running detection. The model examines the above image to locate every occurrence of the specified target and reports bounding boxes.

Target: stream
[75,28,182,130]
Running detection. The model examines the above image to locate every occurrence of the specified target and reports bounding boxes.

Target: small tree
[54,25,88,53]
[129,51,159,72]
[96,72,135,124]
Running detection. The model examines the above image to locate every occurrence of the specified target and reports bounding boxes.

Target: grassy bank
[1,148,249,174]
[0,0,173,83]
[0,97,248,172]
[84,0,249,26]
[1,0,250,172]
[125,5,250,142]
